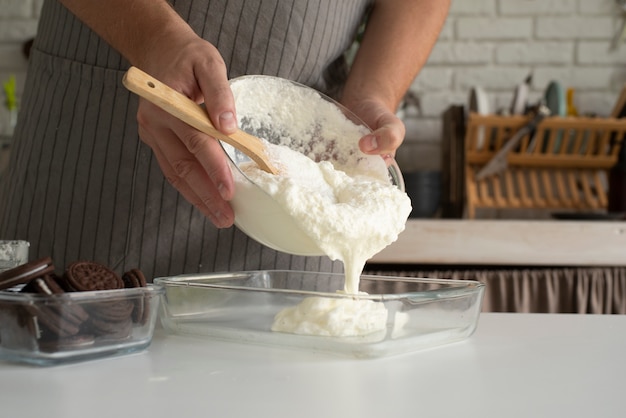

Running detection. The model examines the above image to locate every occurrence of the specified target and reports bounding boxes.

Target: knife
[474,104,551,181]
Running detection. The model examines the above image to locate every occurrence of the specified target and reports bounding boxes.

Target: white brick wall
[399,0,626,171]
[0,0,625,172]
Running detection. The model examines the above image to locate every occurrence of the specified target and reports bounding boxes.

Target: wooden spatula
[122,66,278,174]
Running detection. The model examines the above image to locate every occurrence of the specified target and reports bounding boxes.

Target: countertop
[1,313,624,418]
[369,219,626,266]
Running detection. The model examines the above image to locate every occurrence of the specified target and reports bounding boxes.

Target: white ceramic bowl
[222,76,405,256]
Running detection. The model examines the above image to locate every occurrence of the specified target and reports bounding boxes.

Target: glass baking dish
[155,270,485,359]
[0,285,163,366]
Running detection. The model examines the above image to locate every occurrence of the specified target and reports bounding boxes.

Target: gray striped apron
[0,0,372,280]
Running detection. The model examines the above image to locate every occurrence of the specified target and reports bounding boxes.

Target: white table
[1,313,624,418]
[369,219,626,266]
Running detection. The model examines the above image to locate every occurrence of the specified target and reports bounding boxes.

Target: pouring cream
[227,75,412,337]
[238,142,411,337]
[240,143,411,295]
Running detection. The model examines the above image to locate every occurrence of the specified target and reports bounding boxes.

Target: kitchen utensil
[475,104,550,181]
[566,88,579,117]
[544,81,566,118]
[122,66,278,174]
[543,81,566,152]
[468,86,490,150]
[611,83,626,118]
[610,0,626,51]
[510,73,532,115]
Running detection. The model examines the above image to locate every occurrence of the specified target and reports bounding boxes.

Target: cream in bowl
[223,76,410,268]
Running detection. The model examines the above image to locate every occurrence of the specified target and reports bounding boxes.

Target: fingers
[358,110,406,158]
[194,54,238,135]
[198,77,238,135]
[137,100,235,228]
[168,109,236,202]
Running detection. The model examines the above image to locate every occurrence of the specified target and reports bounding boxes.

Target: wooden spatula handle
[122,66,278,174]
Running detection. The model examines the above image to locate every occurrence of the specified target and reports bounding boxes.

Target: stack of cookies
[0,257,149,352]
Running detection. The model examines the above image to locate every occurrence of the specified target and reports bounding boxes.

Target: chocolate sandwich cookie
[0,303,39,351]
[87,315,133,341]
[20,271,61,293]
[61,260,123,291]
[122,268,149,324]
[122,268,147,288]
[86,297,134,323]
[84,293,134,339]
[22,275,89,338]
[0,257,54,291]
[84,271,136,330]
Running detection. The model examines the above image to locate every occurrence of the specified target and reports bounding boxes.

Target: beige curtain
[363,267,626,314]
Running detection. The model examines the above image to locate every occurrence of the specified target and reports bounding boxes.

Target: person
[0,0,450,280]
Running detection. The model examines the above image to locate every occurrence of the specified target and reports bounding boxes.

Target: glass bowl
[222,75,405,256]
[0,285,164,366]
[155,270,485,359]
[0,240,29,272]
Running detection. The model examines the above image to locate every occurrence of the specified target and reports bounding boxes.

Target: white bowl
[222,76,405,256]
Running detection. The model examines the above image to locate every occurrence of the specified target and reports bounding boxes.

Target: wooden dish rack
[464,113,626,218]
